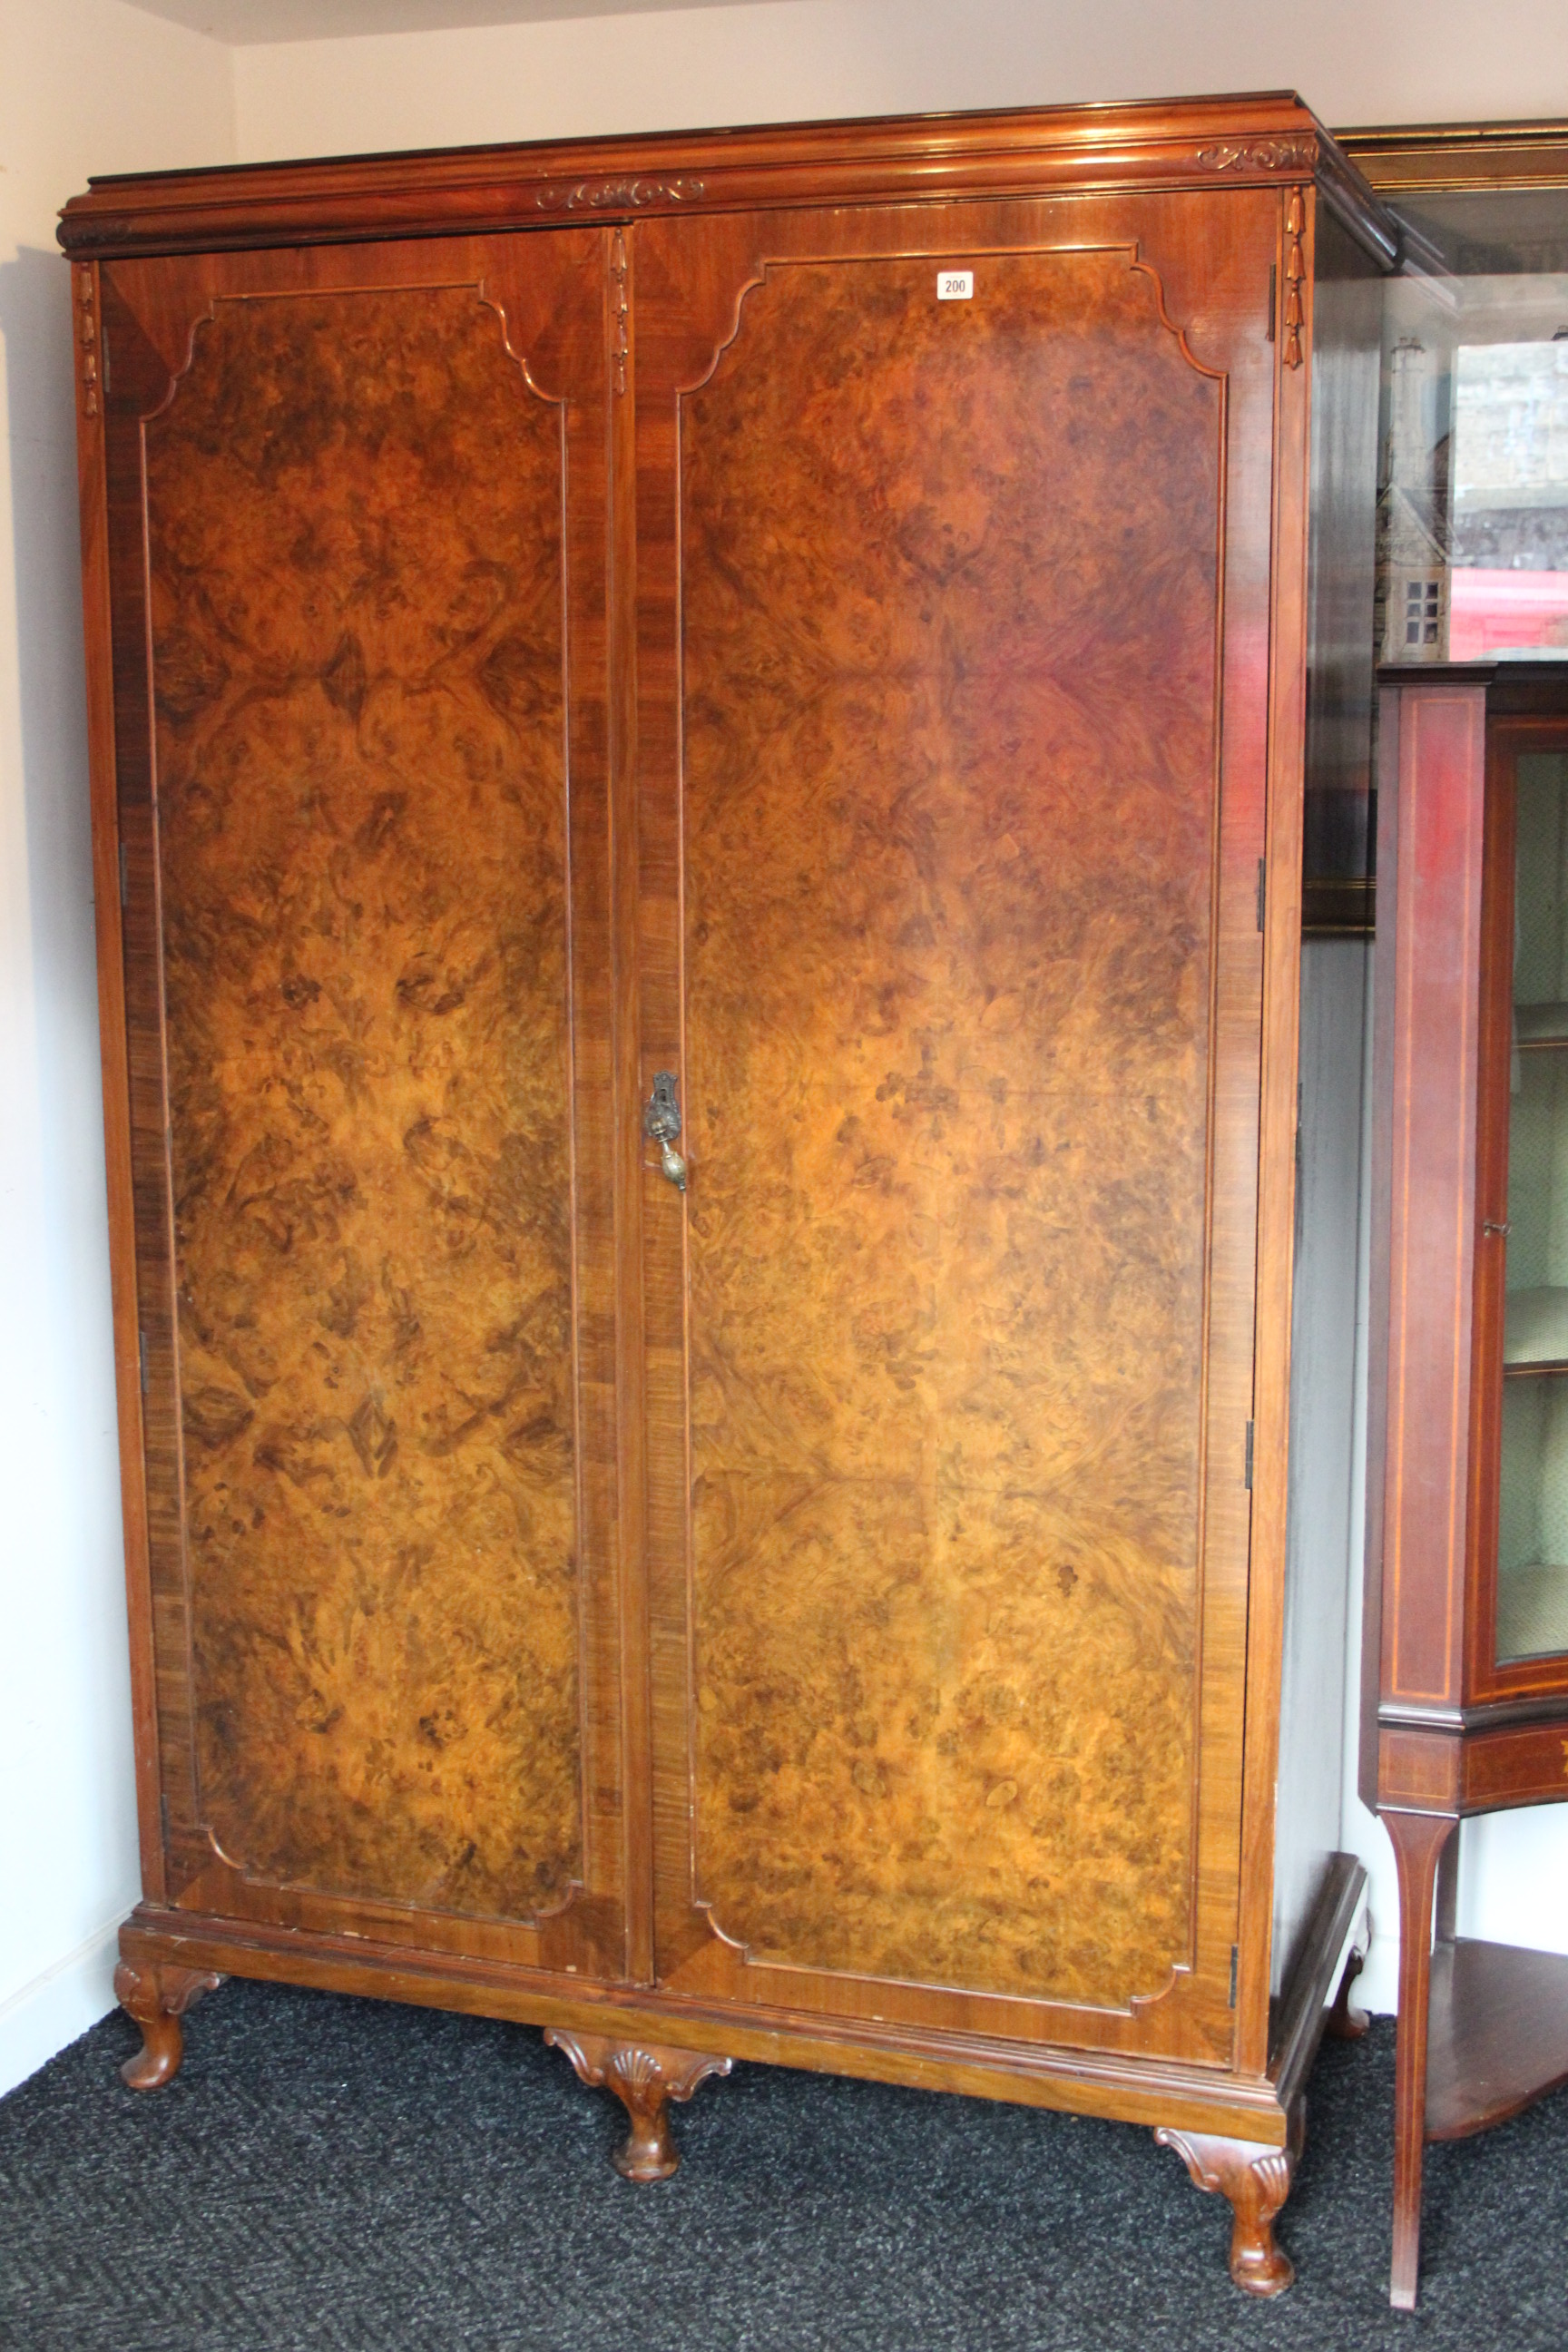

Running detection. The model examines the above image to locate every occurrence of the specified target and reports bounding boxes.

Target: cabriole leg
[545,2029,732,2181]
[1155,2112,1302,2297]
[1327,1939,1371,2040]
[113,1959,220,2090]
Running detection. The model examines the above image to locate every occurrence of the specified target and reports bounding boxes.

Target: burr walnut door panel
[100,233,627,1979]
[634,193,1283,2062]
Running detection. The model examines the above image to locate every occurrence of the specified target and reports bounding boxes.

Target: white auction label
[936,270,975,300]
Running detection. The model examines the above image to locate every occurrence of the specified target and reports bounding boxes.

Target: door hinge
[1229,1944,1239,2007]
[160,1791,172,1847]
[1243,1421,1254,1489]
[1266,261,1277,343]
[119,840,129,907]
[1256,858,1267,932]
[138,1329,149,1395]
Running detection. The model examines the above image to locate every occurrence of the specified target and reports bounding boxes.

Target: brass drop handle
[1484,1220,1510,1237]
[643,1071,688,1193]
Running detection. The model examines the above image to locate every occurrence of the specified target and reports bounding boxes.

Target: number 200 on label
[937,271,975,300]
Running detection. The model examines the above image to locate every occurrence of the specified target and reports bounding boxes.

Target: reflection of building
[1378,328,1568,663]
[1377,336,1451,662]
[1451,340,1568,655]
[1453,339,1568,568]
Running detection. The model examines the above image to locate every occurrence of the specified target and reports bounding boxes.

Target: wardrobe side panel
[1272,211,1382,1996]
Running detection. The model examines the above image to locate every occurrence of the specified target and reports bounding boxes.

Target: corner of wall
[0,0,236,2103]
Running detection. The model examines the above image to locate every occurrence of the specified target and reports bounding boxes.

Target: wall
[230,0,1568,159]
[0,0,234,2097]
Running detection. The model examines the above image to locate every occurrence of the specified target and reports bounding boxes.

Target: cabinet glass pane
[1377,191,1568,669]
[1501,750,1568,1661]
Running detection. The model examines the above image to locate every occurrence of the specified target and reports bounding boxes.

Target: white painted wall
[6,0,1568,2101]
[0,0,234,2096]
[230,0,1568,159]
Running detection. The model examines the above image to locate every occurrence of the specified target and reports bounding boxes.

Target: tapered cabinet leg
[1383,1807,1457,2312]
[545,2029,732,2181]
[1155,2111,1303,2296]
[113,1960,220,2090]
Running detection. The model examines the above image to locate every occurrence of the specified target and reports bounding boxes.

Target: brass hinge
[160,1791,172,1846]
[119,840,129,907]
[1266,261,1277,343]
[1256,858,1266,933]
[138,1329,149,1396]
[1230,1944,1239,2007]
[1244,1421,1254,1489]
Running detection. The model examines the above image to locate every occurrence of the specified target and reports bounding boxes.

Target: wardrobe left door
[82,230,630,1984]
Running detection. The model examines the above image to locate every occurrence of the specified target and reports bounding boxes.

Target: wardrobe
[61,93,1393,2294]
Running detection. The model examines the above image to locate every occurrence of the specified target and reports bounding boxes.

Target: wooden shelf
[1426,1937,1568,2142]
[1503,1286,1568,1373]
[1515,999,1568,1050]
[1496,1561,1568,1661]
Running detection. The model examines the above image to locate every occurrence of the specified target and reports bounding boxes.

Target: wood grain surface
[145,284,581,1917]
[677,248,1222,2004]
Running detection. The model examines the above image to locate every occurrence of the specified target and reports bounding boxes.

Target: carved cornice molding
[533,174,705,212]
[1196,137,1319,173]
[58,101,1400,263]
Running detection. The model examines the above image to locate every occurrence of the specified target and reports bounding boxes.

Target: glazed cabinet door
[632,191,1290,2063]
[91,231,628,1979]
[1469,715,1568,1699]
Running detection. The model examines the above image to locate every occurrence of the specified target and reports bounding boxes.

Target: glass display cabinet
[1342,120,1568,2311]
[1365,659,1568,2309]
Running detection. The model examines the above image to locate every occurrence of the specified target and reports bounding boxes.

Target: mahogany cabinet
[61,94,1389,2295]
[1367,663,1568,2308]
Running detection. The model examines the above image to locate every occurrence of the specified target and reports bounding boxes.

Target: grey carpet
[0,1981,1562,2349]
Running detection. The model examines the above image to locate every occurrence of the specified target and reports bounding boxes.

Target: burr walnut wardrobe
[60,93,1390,2295]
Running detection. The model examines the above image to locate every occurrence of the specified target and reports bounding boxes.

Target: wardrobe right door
[632,187,1285,2067]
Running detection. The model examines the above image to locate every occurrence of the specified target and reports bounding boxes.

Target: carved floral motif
[612,227,630,397]
[533,174,705,212]
[1195,138,1317,172]
[74,265,100,417]
[1282,188,1306,368]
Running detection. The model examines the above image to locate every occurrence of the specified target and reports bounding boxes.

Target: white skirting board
[0,1916,127,2102]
